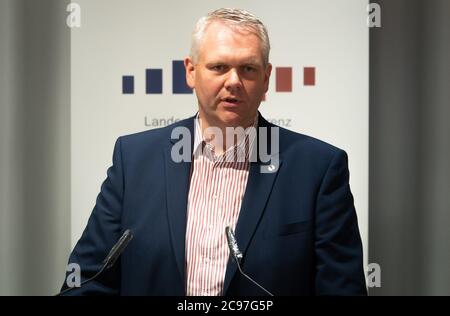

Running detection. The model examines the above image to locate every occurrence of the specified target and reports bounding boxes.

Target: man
[62,8,366,296]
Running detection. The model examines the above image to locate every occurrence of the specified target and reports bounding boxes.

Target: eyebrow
[205,59,262,67]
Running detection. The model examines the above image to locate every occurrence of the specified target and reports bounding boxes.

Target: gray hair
[190,8,271,66]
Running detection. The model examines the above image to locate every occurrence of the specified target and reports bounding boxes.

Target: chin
[218,111,246,127]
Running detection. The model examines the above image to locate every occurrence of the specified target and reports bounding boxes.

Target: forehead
[199,21,264,63]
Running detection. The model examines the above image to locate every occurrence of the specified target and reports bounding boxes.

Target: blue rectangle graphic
[146,69,163,94]
[122,76,134,94]
[172,60,193,94]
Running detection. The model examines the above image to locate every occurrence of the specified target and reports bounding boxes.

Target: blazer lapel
[164,117,195,290]
[223,115,283,295]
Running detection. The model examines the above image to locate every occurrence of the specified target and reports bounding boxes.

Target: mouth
[221,97,242,106]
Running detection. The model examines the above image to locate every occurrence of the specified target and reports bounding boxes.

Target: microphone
[102,229,133,269]
[56,229,133,296]
[225,227,274,296]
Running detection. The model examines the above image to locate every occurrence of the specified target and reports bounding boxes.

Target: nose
[224,68,242,92]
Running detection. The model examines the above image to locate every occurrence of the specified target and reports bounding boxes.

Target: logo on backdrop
[121,60,316,95]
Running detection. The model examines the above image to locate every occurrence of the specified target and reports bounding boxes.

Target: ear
[263,63,272,93]
[184,57,196,89]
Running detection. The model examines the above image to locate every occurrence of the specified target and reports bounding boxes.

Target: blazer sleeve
[314,149,367,295]
[60,137,125,295]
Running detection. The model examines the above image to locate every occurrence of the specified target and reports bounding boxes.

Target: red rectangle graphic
[276,67,292,92]
[304,67,315,86]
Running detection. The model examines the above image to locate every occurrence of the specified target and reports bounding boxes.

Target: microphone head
[103,229,133,269]
[225,226,243,264]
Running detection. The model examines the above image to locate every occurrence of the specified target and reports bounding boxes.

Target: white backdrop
[71,0,369,267]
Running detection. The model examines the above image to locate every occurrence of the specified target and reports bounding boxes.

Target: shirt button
[204,257,210,263]
[208,224,214,230]
[213,194,218,199]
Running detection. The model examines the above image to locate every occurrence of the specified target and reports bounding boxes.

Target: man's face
[185,21,272,129]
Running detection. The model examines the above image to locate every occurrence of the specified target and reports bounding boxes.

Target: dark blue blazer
[62,114,367,295]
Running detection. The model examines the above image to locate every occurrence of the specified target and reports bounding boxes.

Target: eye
[211,65,226,72]
[243,65,256,73]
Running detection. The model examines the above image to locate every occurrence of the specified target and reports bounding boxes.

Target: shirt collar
[193,112,258,162]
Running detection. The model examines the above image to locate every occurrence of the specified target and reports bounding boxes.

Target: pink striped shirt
[185,115,257,296]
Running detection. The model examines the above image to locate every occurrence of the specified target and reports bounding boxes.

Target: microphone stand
[225,227,274,296]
